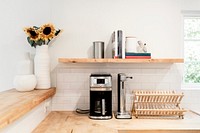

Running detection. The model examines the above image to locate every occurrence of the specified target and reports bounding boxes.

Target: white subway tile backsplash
[141,83,156,90]
[169,83,181,90]
[140,64,171,69]
[65,96,85,104]
[56,73,65,83]
[52,64,199,112]
[52,97,57,104]
[123,69,142,74]
[55,88,64,93]
[112,96,117,104]
[54,92,64,97]
[84,96,89,103]
[52,103,65,110]
[155,83,170,90]
[57,67,71,73]
[68,82,86,90]
[56,97,67,104]
[155,69,170,74]
[141,69,156,74]
[139,75,157,83]
[56,83,69,90]
[64,90,89,97]
[126,82,142,90]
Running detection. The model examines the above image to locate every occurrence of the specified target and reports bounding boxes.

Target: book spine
[125,56,151,59]
[122,31,125,59]
[125,53,151,56]
[118,30,122,58]
[115,30,118,58]
[117,30,125,59]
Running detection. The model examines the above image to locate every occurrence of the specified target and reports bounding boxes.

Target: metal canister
[93,41,104,59]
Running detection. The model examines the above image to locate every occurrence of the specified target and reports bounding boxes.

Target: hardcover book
[125,52,151,56]
[111,30,118,58]
[125,56,151,59]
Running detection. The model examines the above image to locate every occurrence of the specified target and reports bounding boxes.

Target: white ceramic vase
[34,45,51,89]
[14,52,36,92]
[14,75,37,92]
[16,52,33,75]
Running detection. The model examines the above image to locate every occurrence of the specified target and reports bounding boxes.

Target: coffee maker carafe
[89,73,112,120]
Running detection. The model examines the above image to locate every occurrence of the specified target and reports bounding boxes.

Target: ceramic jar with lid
[125,37,137,53]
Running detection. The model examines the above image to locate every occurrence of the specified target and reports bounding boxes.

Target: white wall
[0,0,52,92]
[181,0,200,10]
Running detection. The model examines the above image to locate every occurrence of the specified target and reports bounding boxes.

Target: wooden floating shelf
[0,88,56,129]
[58,58,184,63]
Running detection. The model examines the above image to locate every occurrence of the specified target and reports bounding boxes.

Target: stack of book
[125,52,151,59]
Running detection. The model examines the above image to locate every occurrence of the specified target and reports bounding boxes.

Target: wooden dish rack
[132,90,186,119]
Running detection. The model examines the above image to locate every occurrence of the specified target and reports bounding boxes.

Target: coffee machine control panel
[90,74,112,88]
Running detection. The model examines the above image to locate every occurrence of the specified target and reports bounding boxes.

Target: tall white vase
[34,45,51,89]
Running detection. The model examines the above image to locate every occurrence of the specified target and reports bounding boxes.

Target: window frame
[181,10,200,90]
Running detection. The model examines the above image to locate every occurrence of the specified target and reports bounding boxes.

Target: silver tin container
[93,41,104,59]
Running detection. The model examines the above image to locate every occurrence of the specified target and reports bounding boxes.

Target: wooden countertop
[33,111,200,133]
[0,88,56,129]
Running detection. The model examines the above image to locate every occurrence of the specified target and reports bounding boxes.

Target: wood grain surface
[0,88,56,129]
[33,112,117,133]
[58,58,184,64]
[33,111,200,133]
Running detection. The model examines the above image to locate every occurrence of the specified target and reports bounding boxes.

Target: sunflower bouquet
[24,23,61,48]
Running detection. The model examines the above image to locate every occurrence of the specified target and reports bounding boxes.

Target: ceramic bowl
[14,74,37,92]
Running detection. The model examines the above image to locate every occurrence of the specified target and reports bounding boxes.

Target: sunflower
[24,27,39,41]
[39,23,56,42]
[24,23,62,47]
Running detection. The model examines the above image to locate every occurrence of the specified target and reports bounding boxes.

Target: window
[183,16,200,88]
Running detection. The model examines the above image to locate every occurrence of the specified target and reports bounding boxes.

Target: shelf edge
[58,58,184,63]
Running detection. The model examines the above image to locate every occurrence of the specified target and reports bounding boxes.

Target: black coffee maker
[89,73,112,120]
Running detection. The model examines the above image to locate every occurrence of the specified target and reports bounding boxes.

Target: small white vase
[34,45,51,89]
[16,52,33,75]
[14,75,37,92]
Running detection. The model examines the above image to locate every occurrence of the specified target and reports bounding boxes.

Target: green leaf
[47,39,51,45]
[33,26,39,30]
[37,39,44,46]
[55,29,61,36]
[27,37,34,47]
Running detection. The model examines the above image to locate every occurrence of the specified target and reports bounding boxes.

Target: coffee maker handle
[102,99,105,115]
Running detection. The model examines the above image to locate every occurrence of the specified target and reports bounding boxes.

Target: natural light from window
[183,17,200,88]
